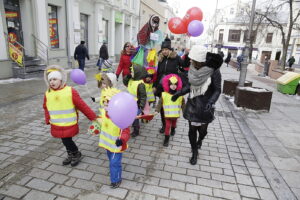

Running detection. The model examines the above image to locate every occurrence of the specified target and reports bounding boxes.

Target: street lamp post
[238,0,256,86]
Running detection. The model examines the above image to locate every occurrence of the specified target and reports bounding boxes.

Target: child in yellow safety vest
[43,65,98,167]
[155,74,185,147]
[144,67,157,106]
[91,87,130,189]
[123,64,147,137]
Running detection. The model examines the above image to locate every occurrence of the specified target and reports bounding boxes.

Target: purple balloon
[70,69,86,85]
[107,92,138,129]
[188,20,204,37]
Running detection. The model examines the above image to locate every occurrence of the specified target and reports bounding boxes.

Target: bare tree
[256,0,300,69]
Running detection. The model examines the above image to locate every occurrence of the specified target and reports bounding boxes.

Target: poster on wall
[49,18,59,48]
[9,42,23,67]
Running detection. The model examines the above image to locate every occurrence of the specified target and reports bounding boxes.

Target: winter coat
[176,69,221,123]
[74,44,89,60]
[43,87,97,138]
[224,53,231,64]
[99,44,109,60]
[154,51,187,96]
[116,54,132,77]
[43,65,97,138]
[123,65,147,110]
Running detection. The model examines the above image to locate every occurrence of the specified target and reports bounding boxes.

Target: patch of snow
[0,78,40,84]
[238,87,268,92]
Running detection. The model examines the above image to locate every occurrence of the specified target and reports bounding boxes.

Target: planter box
[234,86,273,111]
[223,79,253,96]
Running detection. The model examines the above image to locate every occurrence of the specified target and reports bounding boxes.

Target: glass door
[80,14,88,49]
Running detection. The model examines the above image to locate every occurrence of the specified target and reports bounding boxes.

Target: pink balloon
[70,69,86,85]
[107,92,138,129]
[188,20,204,37]
[183,7,203,27]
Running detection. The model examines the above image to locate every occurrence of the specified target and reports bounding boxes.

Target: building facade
[0,0,140,79]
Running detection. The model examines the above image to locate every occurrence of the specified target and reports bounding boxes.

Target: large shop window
[228,30,241,42]
[48,5,59,48]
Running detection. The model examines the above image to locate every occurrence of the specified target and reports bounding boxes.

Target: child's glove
[171,93,180,102]
[115,139,123,147]
[88,118,102,135]
[91,97,95,102]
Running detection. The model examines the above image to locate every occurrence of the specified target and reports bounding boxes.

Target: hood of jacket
[158,51,177,62]
[44,65,67,90]
[162,73,182,93]
[132,65,147,80]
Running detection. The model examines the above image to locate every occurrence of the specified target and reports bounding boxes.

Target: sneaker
[110,180,122,189]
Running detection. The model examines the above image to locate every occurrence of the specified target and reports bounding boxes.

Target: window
[228,30,241,42]
[48,5,59,48]
[218,29,224,43]
[230,8,234,14]
[266,33,273,43]
[243,30,256,43]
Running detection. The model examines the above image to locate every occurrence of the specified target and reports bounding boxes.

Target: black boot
[159,126,165,133]
[197,140,202,149]
[71,151,82,167]
[170,127,176,136]
[132,126,140,138]
[190,149,198,165]
[62,151,73,165]
[163,135,170,147]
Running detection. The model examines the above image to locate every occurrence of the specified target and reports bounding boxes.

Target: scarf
[188,65,214,98]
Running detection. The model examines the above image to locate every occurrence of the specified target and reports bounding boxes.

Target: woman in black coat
[153,37,188,133]
[172,46,223,165]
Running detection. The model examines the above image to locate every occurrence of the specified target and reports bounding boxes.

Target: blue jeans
[78,59,85,71]
[107,150,122,183]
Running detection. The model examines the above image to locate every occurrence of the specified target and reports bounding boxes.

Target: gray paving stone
[125,191,156,200]
[172,173,197,184]
[47,164,72,175]
[125,164,146,175]
[257,187,277,200]
[213,188,241,200]
[99,185,128,199]
[248,167,264,177]
[169,189,198,200]
[252,176,270,188]
[48,173,69,184]
[142,185,169,197]
[187,169,211,179]
[28,168,53,179]
[159,179,185,190]
[164,165,187,174]
[134,175,160,185]
[148,169,171,179]
[51,185,81,198]
[222,182,239,192]
[73,179,101,191]
[186,183,213,196]
[120,180,144,191]
[76,193,108,200]
[26,178,55,191]
[238,184,260,199]
[212,174,236,184]
[23,190,56,200]
[235,173,254,186]
[0,185,30,199]
[197,178,222,189]
[69,169,94,180]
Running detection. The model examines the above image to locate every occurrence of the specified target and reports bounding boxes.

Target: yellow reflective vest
[98,111,127,153]
[162,92,183,118]
[145,83,155,102]
[45,86,77,126]
[128,79,144,100]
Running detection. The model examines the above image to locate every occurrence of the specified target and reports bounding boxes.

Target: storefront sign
[9,42,23,67]
[5,11,18,18]
[115,11,123,23]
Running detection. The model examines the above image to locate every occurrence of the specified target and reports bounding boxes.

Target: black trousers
[160,107,165,127]
[188,122,208,149]
[61,137,78,152]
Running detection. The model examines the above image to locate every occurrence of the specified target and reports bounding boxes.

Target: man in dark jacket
[98,41,109,70]
[123,65,147,137]
[153,37,187,133]
[74,41,90,71]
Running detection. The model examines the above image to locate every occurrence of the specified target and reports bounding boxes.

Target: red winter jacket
[116,54,132,77]
[43,87,97,138]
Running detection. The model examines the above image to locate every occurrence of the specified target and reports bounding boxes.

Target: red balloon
[183,7,203,27]
[168,17,187,34]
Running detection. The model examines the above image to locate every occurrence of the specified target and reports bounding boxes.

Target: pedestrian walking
[116,42,135,81]
[171,46,223,165]
[224,52,231,67]
[154,74,185,147]
[92,87,130,189]
[43,65,98,167]
[237,54,244,71]
[98,41,109,70]
[123,65,147,137]
[74,41,90,71]
[288,56,295,69]
[153,37,188,134]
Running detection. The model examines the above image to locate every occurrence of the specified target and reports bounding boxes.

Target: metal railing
[32,34,49,65]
